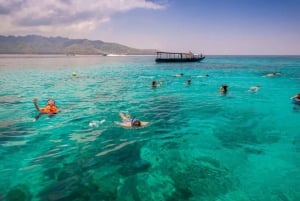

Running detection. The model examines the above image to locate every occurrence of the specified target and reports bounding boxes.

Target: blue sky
[0,0,299,54]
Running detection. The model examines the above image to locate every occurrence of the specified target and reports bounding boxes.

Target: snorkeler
[33,98,59,119]
[249,86,260,92]
[195,74,209,78]
[173,73,184,77]
[265,72,281,77]
[290,93,300,105]
[116,112,149,128]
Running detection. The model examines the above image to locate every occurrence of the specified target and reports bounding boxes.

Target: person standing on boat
[188,51,193,59]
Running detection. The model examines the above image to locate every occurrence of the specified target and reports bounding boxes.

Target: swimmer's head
[132,119,141,127]
[152,80,157,87]
[47,99,55,106]
[220,85,228,93]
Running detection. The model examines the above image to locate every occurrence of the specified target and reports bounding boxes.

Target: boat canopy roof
[157,51,195,55]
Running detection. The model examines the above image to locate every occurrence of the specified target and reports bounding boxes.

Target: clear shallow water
[0,55,300,201]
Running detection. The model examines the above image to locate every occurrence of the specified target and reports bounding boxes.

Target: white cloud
[0,0,166,37]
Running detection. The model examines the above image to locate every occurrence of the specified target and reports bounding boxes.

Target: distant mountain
[0,35,157,55]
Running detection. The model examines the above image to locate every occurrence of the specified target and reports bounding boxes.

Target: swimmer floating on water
[249,85,260,92]
[116,112,149,128]
[151,80,163,88]
[290,93,300,105]
[33,98,59,120]
[220,85,228,94]
[173,73,184,77]
[185,78,191,86]
[264,72,281,77]
[194,74,209,78]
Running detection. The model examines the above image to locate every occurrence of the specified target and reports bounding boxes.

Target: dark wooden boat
[155,51,205,62]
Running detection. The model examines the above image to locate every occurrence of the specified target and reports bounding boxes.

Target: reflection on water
[1,55,300,200]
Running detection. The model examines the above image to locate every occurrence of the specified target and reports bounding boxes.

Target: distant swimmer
[249,86,260,92]
[195,74,209,78]
[116,112,149,128]
[33,98,59,120]
[265,72,281,77]
[152,80,158,88]
[220,85,228,94]
[290,93,300,105]
[185,79,191,86]
[173,73,184,77]
[151,80,162,88]
[266,73,276,77]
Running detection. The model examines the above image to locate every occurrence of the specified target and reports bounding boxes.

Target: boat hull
[155,56,205,63]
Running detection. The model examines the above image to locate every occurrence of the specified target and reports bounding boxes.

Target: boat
[155,51,205,63]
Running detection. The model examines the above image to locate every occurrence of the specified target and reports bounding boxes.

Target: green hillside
[0,35,156,55]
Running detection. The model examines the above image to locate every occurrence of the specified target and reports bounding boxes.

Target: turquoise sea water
[0,55,300,201]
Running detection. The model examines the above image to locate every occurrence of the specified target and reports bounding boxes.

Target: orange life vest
[40,105,58,114]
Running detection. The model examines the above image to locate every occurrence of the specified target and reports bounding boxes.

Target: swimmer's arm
[115,121,131,127]
[290,95,297,99]
[33,98,41,111]
[119,112,130,121]
[141,122,149,126]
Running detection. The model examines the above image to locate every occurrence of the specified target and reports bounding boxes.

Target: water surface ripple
[0,55,300,201]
